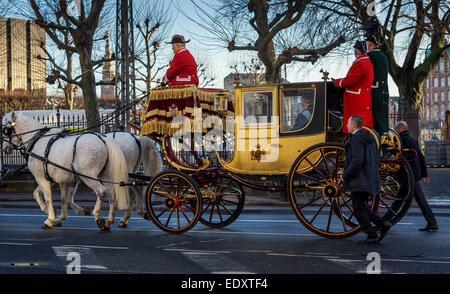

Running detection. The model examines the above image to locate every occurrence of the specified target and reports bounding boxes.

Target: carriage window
[281,88,315,132]
[242,91,273,125]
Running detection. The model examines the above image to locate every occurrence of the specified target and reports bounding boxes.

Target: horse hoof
[102,226,111,232]
[118,221,127,228]
[53,222,62,227]
[144,212,151,220]
[42,223,52,230]
[83,208,92,216]
[96,218,105,229]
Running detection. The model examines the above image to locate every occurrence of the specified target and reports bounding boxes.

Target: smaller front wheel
[145,170,202,233]
[199,176,245,228]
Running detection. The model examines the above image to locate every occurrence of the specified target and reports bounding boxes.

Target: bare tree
[179,0,347,84]
[312,0,450,139]
[230,58,266,86]
[195,53,216,88]
[134,0,172,101]
[25,0,114,130]
[38,18,78,110]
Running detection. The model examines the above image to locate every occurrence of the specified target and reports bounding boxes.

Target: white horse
[64,132,164,227]
[2,112,129,230]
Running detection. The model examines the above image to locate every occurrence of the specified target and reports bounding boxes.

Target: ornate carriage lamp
[213,93,229,114]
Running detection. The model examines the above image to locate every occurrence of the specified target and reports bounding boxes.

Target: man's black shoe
[378,221,392,242]
[419,224,438,232]
[364,233,379,244]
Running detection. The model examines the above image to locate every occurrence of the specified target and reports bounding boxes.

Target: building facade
[0,17,46,95]
[422,48,450,136]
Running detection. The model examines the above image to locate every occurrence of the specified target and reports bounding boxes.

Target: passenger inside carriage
[289,93,314,131]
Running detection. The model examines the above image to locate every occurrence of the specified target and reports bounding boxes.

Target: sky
[3,0,406,97]
[165,0,401,96]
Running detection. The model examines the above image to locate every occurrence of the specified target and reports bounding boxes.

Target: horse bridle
[2,122,51,156]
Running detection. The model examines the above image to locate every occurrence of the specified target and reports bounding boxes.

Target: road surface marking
[0,242,33,246]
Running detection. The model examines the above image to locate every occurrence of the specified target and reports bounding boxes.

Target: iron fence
[1,110,118,170]
[0,110,233,174]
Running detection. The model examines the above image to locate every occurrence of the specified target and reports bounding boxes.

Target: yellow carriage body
[217,81,337,175]
[141,82,343,176]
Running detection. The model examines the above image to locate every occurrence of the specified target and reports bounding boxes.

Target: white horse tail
[103,138,129,210]
[139,136,164,177]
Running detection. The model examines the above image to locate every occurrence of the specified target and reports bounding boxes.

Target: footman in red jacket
[334,40,374,133]
[161,35,199,87]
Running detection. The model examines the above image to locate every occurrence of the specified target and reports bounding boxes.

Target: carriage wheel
[199,176,245,228]
[376,156,414,225]
[380,128,402,160]
[145,170,202,233]
[287,142,378,239]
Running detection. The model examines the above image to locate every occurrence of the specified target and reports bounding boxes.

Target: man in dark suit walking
[343,115,392,243]
[394,121,438,231]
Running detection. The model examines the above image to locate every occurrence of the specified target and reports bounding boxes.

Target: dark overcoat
[368,49,389,135]
[398,131,428,181]
[343,129,380,194]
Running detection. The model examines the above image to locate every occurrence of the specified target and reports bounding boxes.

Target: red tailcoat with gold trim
[162,48,199,86]
[334,55,374,133]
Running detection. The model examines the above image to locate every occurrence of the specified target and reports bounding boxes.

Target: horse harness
[24,130,108,183]
[43,132,107,182]
[4,126,123,185]
[111,131,142,157]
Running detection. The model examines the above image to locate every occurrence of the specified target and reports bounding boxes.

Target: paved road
[1,206,449,276]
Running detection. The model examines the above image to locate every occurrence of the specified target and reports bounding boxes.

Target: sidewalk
[1,191,450,217]
[1,169,449,213]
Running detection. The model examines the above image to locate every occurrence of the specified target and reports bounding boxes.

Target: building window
[440,104,446,120]
[434,78,439,87]
[441,78,446,87]
[434,92,438,102]
[441,60,445,72]
[442,92,445,101]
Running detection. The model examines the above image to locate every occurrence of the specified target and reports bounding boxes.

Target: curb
[1,201,450,217]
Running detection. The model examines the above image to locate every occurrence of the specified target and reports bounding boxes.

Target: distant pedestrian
[343,115,392,243]
[393,121,438,231]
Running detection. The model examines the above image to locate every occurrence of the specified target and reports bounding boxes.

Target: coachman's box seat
[141,85,234,136]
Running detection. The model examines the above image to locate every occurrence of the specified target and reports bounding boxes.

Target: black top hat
[353,40,367,52]
[166,35,191,44]
[364,17,382,45]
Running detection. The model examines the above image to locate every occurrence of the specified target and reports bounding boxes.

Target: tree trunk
[398,88,420,140]
[80,55,100,132]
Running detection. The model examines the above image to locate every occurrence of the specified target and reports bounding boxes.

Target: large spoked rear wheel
[145,170,202,233]
[377,157,414,225]
[287,142,378,239]
[199,176,245,228]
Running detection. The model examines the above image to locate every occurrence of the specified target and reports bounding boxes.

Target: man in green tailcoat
[366,30,390,135]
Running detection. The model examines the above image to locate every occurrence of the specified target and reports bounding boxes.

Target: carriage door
[233,86,280,174]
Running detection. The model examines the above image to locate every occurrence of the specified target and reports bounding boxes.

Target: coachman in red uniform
[161,35,199,87]
[334,40,374,133]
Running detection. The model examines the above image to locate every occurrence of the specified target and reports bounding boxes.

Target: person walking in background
[343,115,392,243]
[394,121,438,231]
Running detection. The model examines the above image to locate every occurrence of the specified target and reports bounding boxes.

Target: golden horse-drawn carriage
[129,75,414,239]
